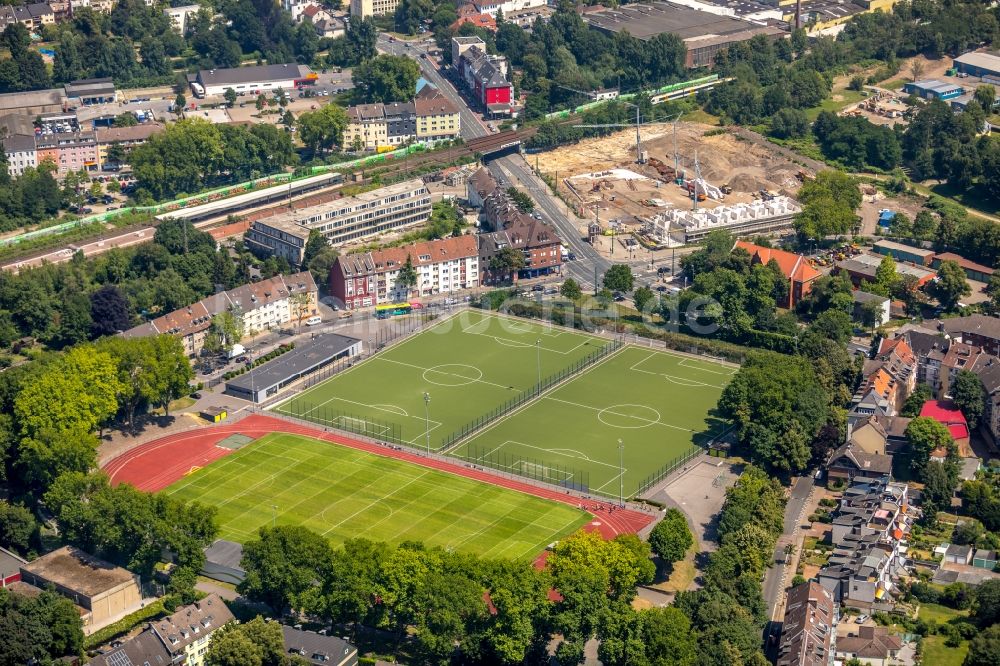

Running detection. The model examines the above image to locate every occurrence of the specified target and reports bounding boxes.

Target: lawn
[166,432,590,559]
[918,602,969,624]
[804,89,867,121]
[451,345,733,498]
[922,636,968,666]
[276,310,610,450]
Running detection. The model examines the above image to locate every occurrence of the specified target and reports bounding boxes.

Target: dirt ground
[535,123,811,227]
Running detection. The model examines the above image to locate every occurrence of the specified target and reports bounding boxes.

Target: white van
[305,316,322,326]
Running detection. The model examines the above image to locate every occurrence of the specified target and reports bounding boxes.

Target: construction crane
[552,83,681,166]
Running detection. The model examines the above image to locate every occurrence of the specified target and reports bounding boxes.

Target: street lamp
[535,339,541,389]
[618,439,624,508]
[423,392,431,454]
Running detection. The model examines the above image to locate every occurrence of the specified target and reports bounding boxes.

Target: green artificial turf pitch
[451,345,735,498]
[165,432,590,559]
[275,310,610,449]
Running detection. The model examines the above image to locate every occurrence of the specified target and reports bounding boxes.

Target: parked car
[305,315,322,326]
[532,285,544,292]
[855,615,870,624]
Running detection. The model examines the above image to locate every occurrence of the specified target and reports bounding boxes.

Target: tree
[810,309,853,344]
[395,254,418,297]
[112,112,138,128]
[966,624,1000,666]
[290,293,312,329]
[560,278,582,300]
[794,170,861,238]
[17,427,99,490]
[603,264,634,293]
[14,346,122,438]
[90,284,131,337]
[953,369,986,429]
[224,87,237,107]
[902,384,934,417]
[296,103,349,154]
[175,92,186,110]
[206,616,287,666]
[302,229,329,268]
[0,501,37,554]
[930,259,971,311]
[239,525,333,612]
[974,85,996,111]
[639,607,698,666]
[648,508,693,567]
[858,298,884,331]
[488,247,525,284]
[905,416,953,472]
[988,270,1000,315]
[205,626,264,666]
[973,580,1000,627]
[874,254,899,293]
[0,588,84,664]
[352,54,420,103]
[505,186,534,213]
[633,286,655,313]
[769,108,809,139]
[718,353,831,473]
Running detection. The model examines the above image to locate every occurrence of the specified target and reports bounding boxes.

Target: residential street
[763,475,816,621]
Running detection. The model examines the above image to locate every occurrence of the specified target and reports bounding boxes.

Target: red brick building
[734,241,820,309]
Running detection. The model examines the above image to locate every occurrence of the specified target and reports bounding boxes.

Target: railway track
[1,128,540,272]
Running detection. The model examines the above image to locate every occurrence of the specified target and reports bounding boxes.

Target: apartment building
[817,480,911,609]
[164,4,202,33]
[344,87,460,151]
[122,272,318,357]
[91,595,235,666]
[777,582,835,666]
[452,37,512,115]
[349,0,398,17]
[344,104,389,151]
[247,180,432,256]
[3,134,37,177]
[0,3,55,30]
[35,131,99,174]
[149,595,235,666]
[330,235,479,309]
[95,122,164,168]
[414,86,460,142]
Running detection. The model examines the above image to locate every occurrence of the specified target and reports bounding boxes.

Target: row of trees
[234,524,697,665]
[0,218,260,349]
[674,467,785,665]
[130,119,297,201]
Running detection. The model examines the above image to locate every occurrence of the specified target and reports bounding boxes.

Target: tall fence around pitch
[633,444,702,497]
[439,338,622,452]
[280,399,405,445]
[457,442,590,493]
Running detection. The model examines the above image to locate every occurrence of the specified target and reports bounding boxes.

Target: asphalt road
[763,474,815,620]
[377,35,614,289]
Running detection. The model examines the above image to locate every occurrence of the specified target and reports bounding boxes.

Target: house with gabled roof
[733,241,820,308]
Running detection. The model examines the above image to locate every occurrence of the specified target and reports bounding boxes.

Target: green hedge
[84,597,172,649]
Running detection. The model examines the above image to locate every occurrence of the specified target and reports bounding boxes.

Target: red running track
[102,414,654,544]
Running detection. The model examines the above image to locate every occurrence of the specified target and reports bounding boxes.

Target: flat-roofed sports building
[246,179,432,257]
[582,1,787,68]
[225,332,362,402]
[193,63,318,97]
[20,546,142,634]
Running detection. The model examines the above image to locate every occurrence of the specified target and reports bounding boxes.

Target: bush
[84,597,171,649]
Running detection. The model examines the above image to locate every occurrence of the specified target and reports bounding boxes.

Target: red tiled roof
[920,399,970,441]
[450,13,497,31]
[735,241,821,284]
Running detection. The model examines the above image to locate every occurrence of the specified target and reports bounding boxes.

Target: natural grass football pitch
[451,345,735,498]
[165,433,590,559]
[275,310,610,449]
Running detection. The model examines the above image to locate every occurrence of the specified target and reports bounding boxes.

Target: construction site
[534,122,814,247]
